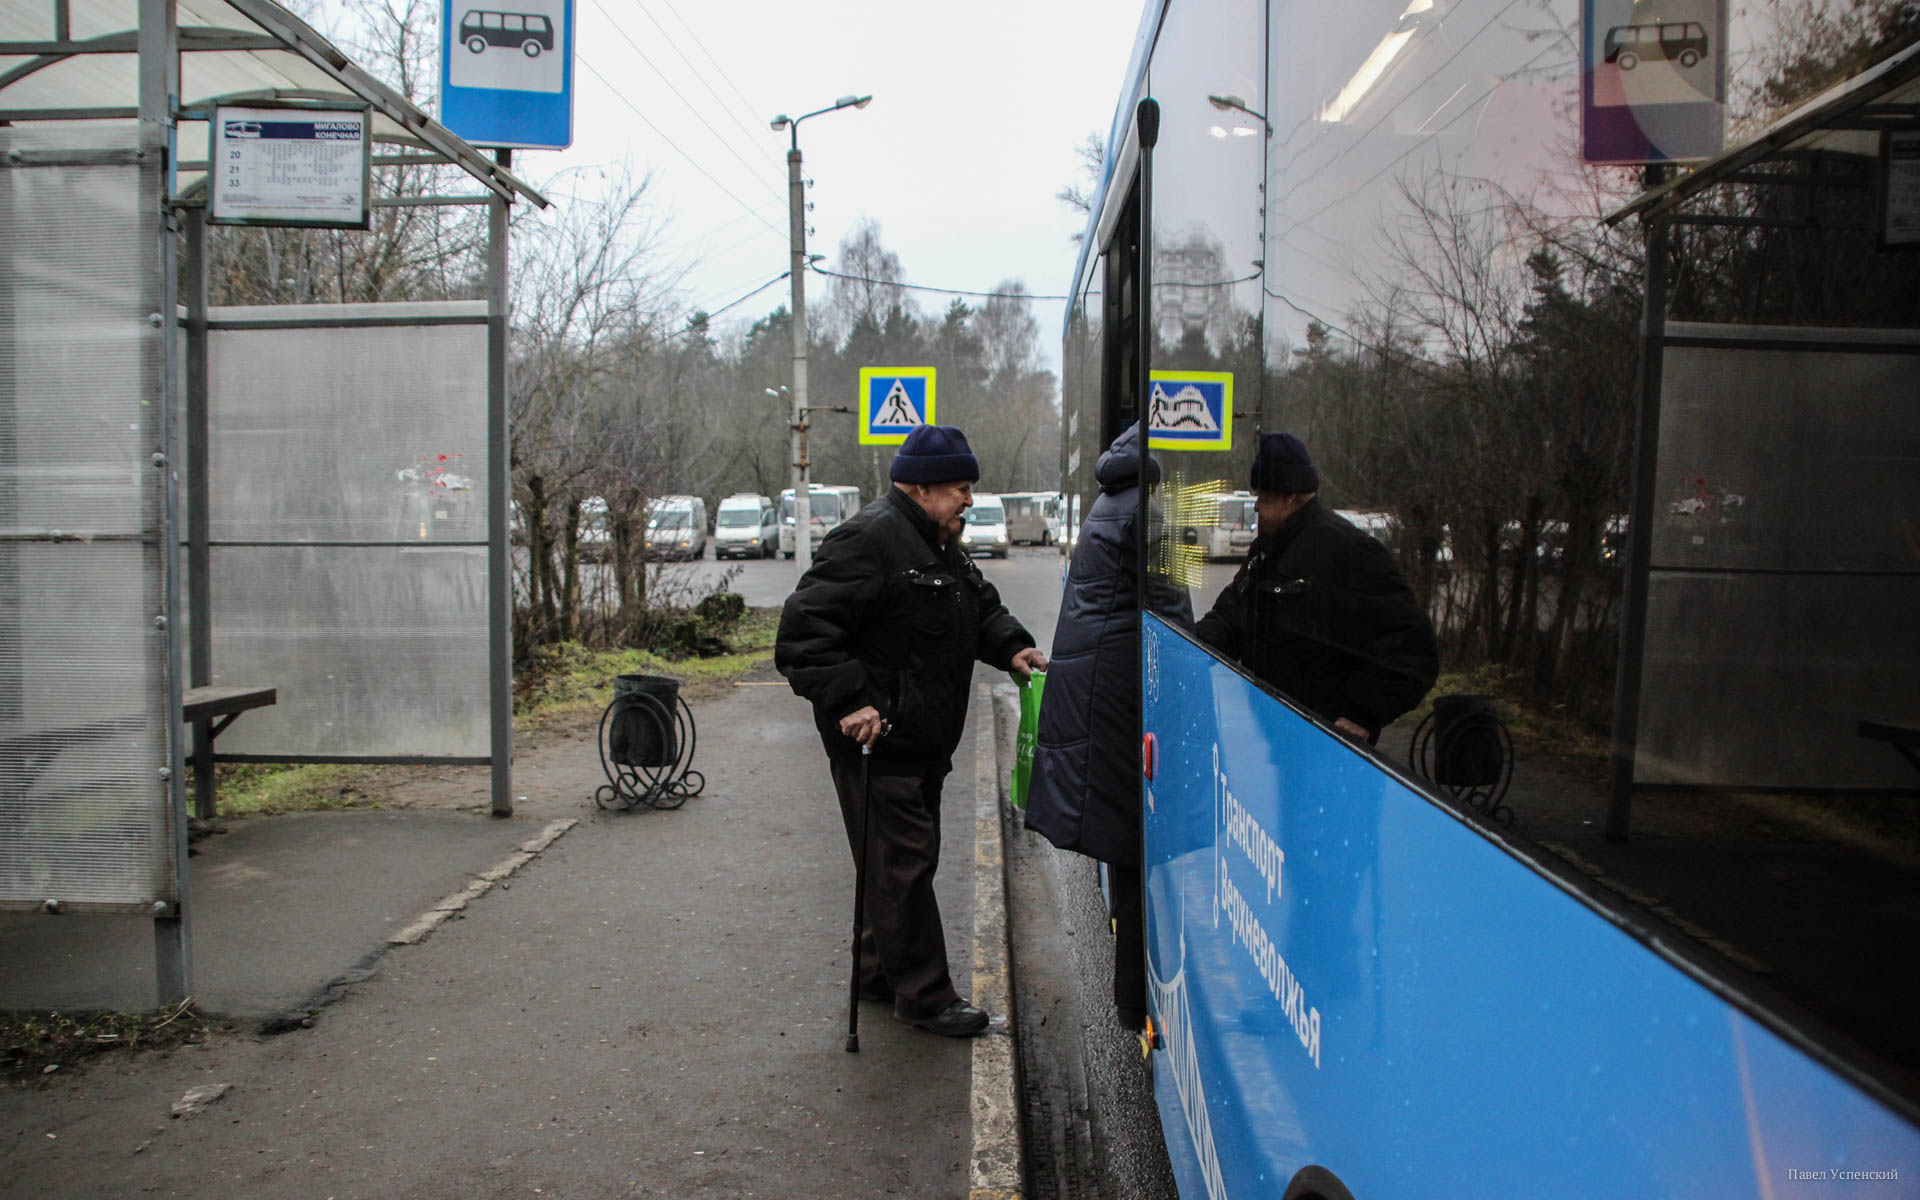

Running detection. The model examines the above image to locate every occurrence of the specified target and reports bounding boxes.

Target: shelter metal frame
[1602,41,1920,841]
[0,0,547,1002]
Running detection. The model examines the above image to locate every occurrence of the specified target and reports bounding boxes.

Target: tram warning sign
[1147,370,1234,452]
[859,368,937,445]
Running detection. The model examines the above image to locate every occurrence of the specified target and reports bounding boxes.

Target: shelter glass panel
[209,545,488,757]
[0,125,171,910]
[1654,330,1920,573]
[1638,327,1920,790]
[204,303,489,758]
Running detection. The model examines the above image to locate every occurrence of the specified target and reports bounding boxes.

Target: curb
[969,682,1024,1199]
[388,818,577,946]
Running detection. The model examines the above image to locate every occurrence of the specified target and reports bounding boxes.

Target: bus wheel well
[1282,1166,1357,1200]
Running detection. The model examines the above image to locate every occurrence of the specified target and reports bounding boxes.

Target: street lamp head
[1208,94,1244,113]
[770,114,790,131]
[836,93,873,111]
[766,386,791,399]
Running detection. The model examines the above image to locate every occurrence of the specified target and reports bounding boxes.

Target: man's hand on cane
[839,706,891,747]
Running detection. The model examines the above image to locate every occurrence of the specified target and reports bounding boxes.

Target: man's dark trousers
[829,762,961,1022]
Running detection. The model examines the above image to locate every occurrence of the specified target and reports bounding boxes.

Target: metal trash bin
[608,674,678,767]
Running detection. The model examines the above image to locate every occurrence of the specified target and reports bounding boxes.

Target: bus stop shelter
[1603,41,1920,838]
[0,0,545,1004]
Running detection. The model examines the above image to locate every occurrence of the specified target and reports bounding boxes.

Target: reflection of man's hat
[890,425,981,484]
[1250,432,1318,494]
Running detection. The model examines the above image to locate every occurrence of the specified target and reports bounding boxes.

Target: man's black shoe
[903,999,990,1038]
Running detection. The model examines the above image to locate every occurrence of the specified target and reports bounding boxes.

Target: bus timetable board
[1139,614,1920,1198]
[209,106,371,230]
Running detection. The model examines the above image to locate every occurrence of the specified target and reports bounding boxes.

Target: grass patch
[1,1000,228,1082]
[208,606,781,815]
[514,607,780,727]
[201,762,381,818]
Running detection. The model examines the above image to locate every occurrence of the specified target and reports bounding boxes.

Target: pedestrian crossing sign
[858,367,937,445]
[1146,370,1233,452]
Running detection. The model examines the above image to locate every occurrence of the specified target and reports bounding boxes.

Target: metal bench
[186,686,277,819]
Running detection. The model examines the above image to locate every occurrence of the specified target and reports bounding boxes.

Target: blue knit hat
[1249,432,1319,494]
[889,425,980,484]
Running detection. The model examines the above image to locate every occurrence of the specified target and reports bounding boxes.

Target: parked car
[579,496,610,562]
[713,493,777,560]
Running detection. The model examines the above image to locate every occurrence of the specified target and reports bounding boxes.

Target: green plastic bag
[1010,669,1046,809]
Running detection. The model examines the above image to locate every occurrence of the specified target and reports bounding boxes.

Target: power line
[648,0,774,146]
[808,264,1072,302]
[576,53,789,242]
[584,0,785,208]
[674,270,792,330]
[624,0,787,176]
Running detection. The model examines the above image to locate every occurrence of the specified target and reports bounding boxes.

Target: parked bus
[1178,490,1257,561]
[778,484,860,559]
[1060,4,1920,1196]
[997,491,1064,545]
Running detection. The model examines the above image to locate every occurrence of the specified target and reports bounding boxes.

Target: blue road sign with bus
[1581,0,1726,164]
[439,0,574,149]
[1147,370,1233,452]
[859,367,937,445]
[1139,613,1920,1199]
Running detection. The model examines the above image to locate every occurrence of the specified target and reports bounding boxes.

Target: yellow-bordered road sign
[1147,370,1233,452]
[859,367,937,445]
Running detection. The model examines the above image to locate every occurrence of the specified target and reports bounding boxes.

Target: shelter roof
[0,0,546,206]
[1606,39,1920,226]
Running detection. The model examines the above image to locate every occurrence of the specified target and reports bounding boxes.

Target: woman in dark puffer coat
[1023,425,1191,1029]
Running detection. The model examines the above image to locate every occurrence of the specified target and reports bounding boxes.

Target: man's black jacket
[1196,500,1438,738]
[776,488,1035,776]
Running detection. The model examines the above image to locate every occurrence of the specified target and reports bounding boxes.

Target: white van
[644,494,709,561]
[714,493,777,559]
[960,493,1011,559]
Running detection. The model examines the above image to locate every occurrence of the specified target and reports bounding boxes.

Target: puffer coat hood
[1094,425,1160,492]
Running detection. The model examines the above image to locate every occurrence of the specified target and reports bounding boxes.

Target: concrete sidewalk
[0,665,1021,1200]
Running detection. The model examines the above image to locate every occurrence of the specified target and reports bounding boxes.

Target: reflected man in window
[1196,432,1437,742]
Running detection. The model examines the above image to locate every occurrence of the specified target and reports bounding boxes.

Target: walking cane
[845,738,874,1053]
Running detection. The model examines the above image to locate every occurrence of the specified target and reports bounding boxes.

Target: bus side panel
[1140,614,1919,1199]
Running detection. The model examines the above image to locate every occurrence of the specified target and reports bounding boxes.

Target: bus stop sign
[1581,0,1726,164]
[439,0,575,149]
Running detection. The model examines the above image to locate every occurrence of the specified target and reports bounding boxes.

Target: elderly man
[776,424,1047,1038]
[1196,432,1438,742]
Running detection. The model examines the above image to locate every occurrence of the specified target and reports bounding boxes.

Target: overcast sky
[507,0,1142,367]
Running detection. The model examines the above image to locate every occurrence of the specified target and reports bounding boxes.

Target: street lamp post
[1209,93,1272,432]
[769,93,871,577]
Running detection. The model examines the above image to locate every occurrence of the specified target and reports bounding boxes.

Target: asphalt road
[642,540,1238,647]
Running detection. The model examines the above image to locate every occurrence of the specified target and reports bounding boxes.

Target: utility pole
[770,93,872,579]
[786,136,813,576]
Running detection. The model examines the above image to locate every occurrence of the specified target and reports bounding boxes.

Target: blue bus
[1062,3,1920,1195]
